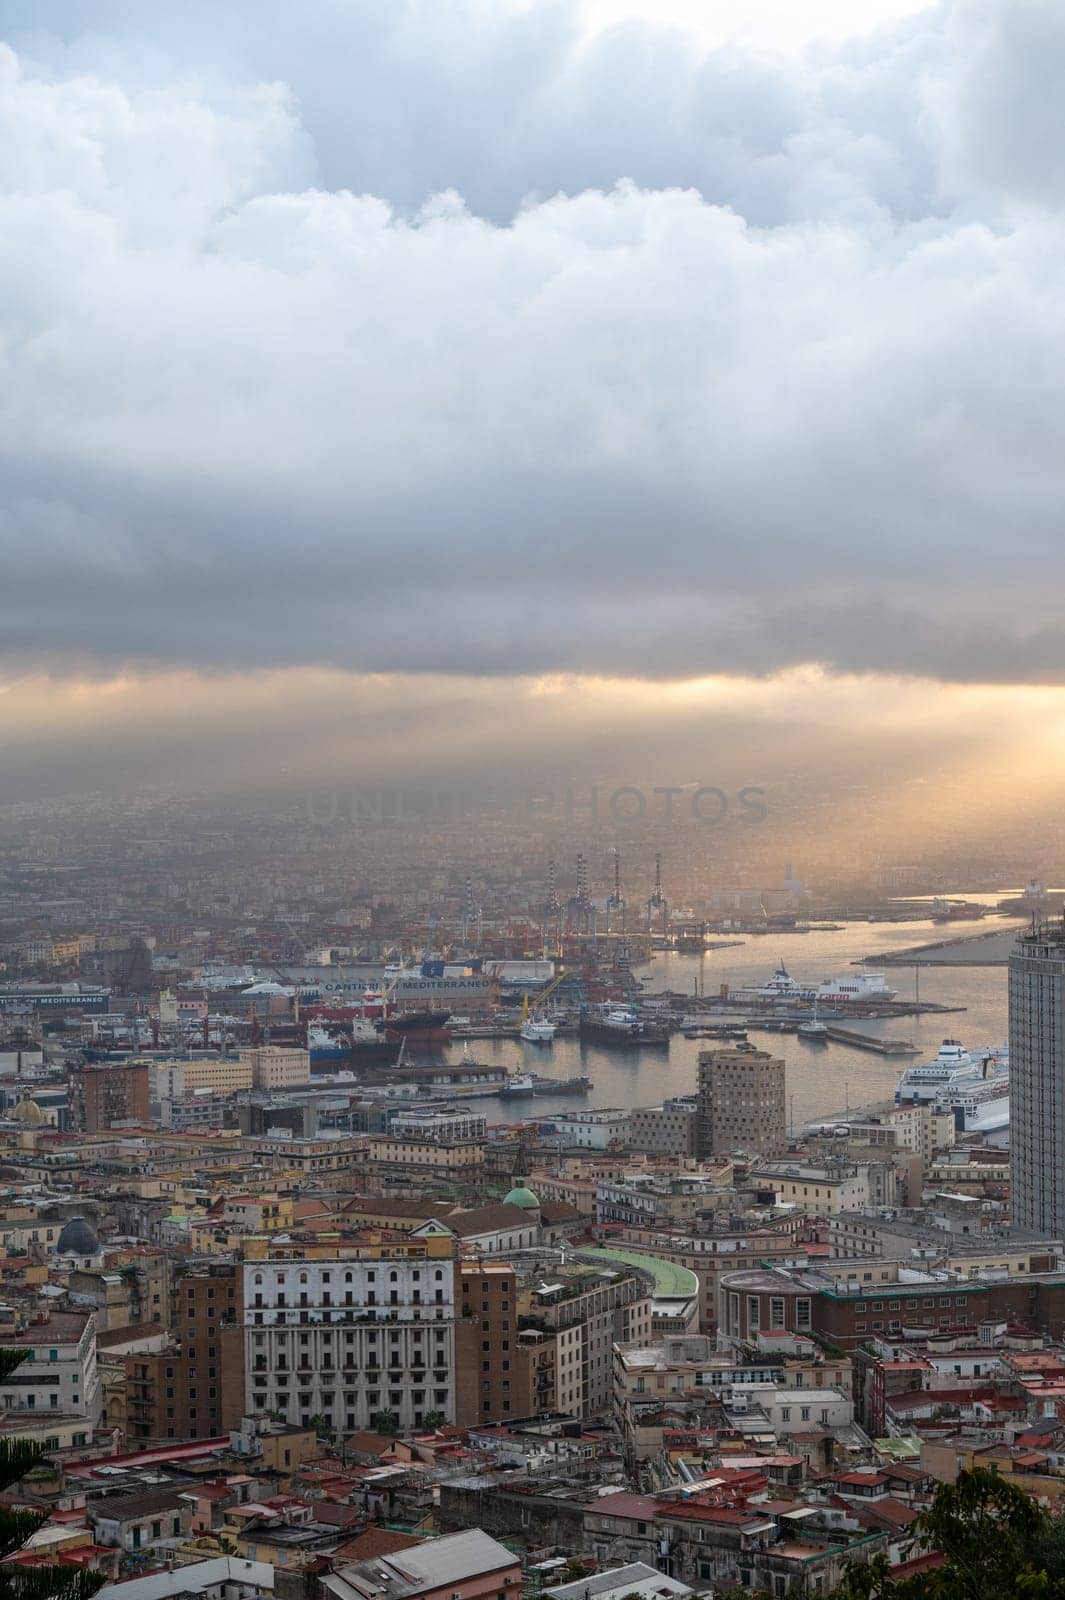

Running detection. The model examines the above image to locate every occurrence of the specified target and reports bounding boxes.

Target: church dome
[503,1183,540,1212]
[11,1098,43,1125]
[56,1217,100,1255]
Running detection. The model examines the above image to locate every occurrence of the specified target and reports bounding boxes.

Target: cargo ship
[379,1009,452,1046]
[930,898,986,922]
[305,1014,394,1068]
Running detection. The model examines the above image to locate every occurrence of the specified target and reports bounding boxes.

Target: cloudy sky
[3,0,1065,811]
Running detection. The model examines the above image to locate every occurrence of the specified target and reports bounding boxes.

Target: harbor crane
[647,852,668,933]
[607,847,626,929]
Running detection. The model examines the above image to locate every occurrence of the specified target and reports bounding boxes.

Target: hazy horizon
[3,0,1065,869]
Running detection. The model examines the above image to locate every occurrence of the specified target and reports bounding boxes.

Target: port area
[869,923,1027,966]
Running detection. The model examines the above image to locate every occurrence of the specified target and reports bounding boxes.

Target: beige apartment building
[153,1059,253,1100]
[237,1046,310,1090]
[751,1159,893,1216]
[627,1098,698,1156]
[363,1137,485,1180]
[516,1266,652,1420]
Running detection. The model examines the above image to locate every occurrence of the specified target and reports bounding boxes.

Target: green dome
[503,1183,540,1212]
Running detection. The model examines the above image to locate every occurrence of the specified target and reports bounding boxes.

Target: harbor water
[430,910,1024,1131]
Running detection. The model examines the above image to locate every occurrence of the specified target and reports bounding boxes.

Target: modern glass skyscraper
[1009,922,1065,1233]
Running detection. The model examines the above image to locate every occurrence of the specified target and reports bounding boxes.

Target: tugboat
[500,1071,536,1098]
[797,1013,828,1042]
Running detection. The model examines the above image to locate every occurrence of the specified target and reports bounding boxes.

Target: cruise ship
[732,963,897,1004]
[895,1039,1010,1138]
[895,1039,1008,1104]
[951,1080,1010,1138]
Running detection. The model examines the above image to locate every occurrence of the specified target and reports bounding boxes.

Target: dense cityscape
[5,0,1065,1596]
[0,826,1062,1598]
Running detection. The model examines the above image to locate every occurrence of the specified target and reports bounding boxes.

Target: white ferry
[733,962,896,1004]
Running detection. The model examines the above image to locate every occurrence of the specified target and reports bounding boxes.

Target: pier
[820,1026,918,1055]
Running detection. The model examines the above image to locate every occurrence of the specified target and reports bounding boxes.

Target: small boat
[798,1003,828,1041]
[520,1017,556,1044]
[500,1071,536,1098]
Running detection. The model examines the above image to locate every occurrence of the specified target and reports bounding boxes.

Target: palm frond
[0,1441,46,1497]
[0,1512,46,1563]
[0,1565,108,1600]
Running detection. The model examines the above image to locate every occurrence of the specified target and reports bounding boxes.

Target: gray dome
[56,1217,100,1255]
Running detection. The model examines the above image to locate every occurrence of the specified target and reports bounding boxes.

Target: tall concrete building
[697,1047,786,1157]
[1010,922,1065,1233]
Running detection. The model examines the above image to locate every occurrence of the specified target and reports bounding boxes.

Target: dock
[821,1026,918,1055]
[871,922,1026,967]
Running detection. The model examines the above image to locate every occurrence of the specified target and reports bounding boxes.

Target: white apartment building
[242,1254,457,1434]
[0,1311,101,1426]
[552,1110,631,1150]
[753,1385,853,1433]
[388,1109,487,1143]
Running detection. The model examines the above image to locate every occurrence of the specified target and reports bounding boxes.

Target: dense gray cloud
[2,0,1065,684]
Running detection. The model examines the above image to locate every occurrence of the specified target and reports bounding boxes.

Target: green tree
[0,1349,108,1600]
[831,1468,1059,1600]
[369,1409,399,1437]
[307,1414,332,1440]
[421,1411,447,1430]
